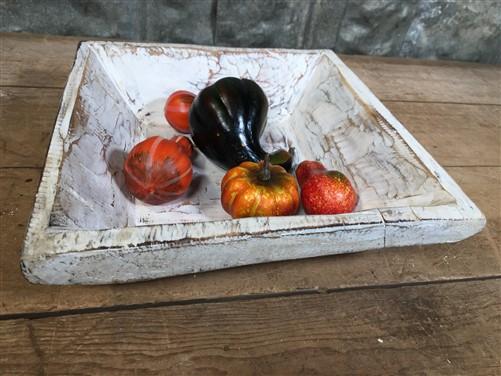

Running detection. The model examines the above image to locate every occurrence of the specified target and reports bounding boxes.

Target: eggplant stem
[258,154,271,181]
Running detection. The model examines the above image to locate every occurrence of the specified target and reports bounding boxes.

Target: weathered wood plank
[1,167,498,316]
[385,102,501,167]
[1,32,500,104]
[0,320,40,375]
[1,279,500,375]
[449,166,500,221]
[0,87,62,168]
[342,54,501,105]
[1,87,498,168]
[0,33,82,88]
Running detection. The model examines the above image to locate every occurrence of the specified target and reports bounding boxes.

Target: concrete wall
[1,0,500,63]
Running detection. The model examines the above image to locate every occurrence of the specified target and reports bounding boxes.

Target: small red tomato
[124,136,193,205]
[295,160,326,187]
[171,135,194,159]
[164,90,195,133]
[301,171,357,215]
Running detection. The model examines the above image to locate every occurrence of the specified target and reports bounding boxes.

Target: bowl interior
[50,43,455,230]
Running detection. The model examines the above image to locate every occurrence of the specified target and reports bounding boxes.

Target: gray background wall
[1,0,500,64]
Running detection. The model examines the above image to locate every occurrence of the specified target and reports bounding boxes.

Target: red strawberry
[295,160,326,187]
[301,171,357,215]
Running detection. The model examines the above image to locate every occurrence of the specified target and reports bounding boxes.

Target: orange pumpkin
[221,155,300,218]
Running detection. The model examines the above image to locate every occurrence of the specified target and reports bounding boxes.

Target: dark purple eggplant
[189,77,293,170]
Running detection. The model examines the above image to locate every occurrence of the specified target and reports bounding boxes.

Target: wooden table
[1,33,500,375]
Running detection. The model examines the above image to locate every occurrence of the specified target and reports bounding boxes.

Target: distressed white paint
[21,42,486,285]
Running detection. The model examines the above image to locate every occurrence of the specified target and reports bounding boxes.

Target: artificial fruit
[301,170,357,215]
[189,77,293,171]
[221,155,299,218]
[124,136,193,205]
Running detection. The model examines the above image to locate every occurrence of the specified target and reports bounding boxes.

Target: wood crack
[2,275,500,322]
[27,321,46,376]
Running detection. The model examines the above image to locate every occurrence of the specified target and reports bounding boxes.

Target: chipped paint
[21,42,486,285]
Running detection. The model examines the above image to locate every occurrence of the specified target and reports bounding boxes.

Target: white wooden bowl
[21,42,485,284]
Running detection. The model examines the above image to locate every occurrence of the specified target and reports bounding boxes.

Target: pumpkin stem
[258,154,271,181]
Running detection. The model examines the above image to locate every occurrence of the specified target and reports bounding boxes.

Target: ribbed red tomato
[124,136,192,205]
[171,135,194,159]
[164,90,195,133]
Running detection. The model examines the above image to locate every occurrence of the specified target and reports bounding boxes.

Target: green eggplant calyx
[269,147,294,172]
[258,154,272,182]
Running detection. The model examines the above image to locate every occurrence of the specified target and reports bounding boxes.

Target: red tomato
[171,135,194,159]
[124,136,193,205]
[164,90,195,133]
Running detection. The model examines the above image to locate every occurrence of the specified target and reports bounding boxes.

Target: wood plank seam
[382,99,501,107]
[2,279,499,375]
[3,85,500,108]
[0,84,67,90]
[2,164,499,171]
[0,166,45,170]
[1,274,500,322]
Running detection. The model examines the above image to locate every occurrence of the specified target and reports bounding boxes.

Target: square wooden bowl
[21,42,485,284]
